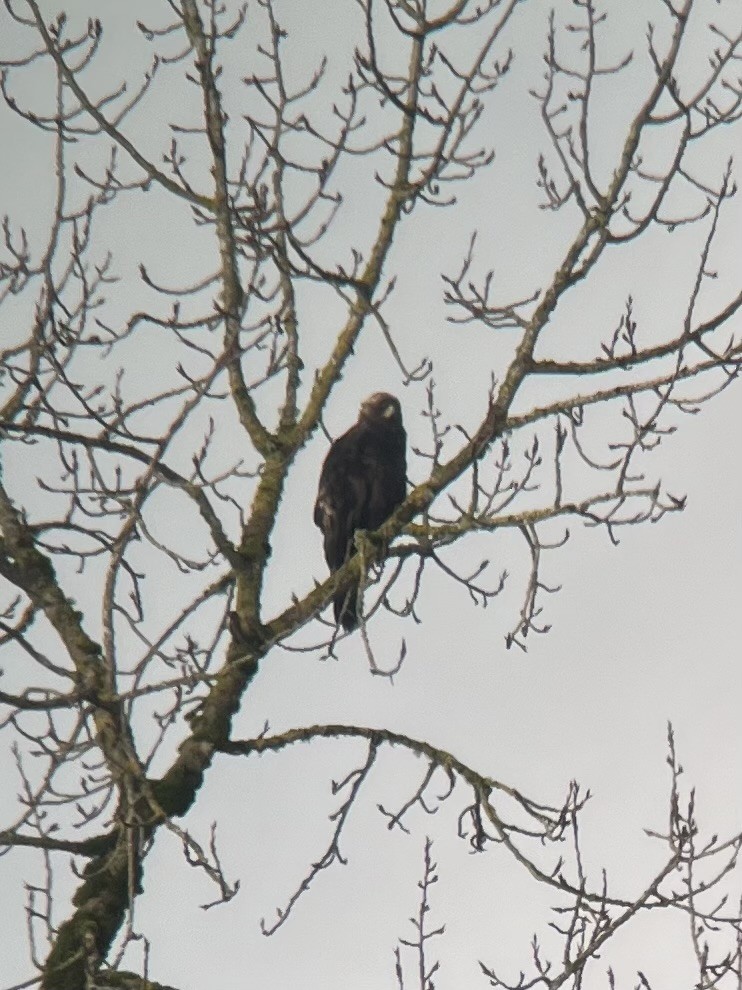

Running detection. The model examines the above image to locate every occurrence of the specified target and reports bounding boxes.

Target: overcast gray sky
[0,1,740,988]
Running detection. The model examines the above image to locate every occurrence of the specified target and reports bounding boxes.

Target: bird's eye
[382,404,396,418]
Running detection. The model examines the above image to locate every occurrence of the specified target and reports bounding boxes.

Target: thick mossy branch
[41,833,145,990]
[235,452,292,627]
[0,486,152,986]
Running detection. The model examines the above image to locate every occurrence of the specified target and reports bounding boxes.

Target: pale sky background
[0,1,741,988]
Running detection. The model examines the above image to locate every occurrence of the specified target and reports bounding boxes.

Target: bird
[314,392,407,631]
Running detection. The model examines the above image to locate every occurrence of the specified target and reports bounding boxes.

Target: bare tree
[0,0,740,987]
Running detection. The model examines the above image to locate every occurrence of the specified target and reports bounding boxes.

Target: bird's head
[360,392,402,424]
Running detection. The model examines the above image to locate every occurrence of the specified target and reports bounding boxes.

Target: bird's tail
[334,582,359,632]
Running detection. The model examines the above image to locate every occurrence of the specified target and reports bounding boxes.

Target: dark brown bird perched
[314,393,407,631]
